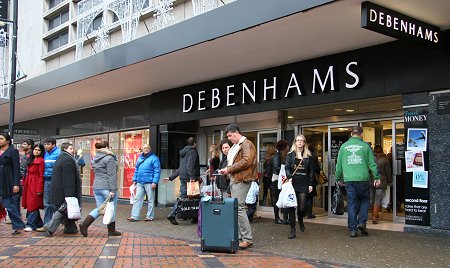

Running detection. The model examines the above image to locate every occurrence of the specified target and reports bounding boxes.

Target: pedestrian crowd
[0,124,383,249]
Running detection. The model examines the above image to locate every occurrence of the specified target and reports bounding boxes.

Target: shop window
[48,9,69,30]
[70,129,149,198]
[48,31,68,52]
[111,130,150,198]
[73,135,108,196]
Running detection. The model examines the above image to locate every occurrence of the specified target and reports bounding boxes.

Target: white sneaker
[24,227,33,232]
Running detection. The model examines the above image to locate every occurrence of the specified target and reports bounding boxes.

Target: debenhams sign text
[183,61,360,113]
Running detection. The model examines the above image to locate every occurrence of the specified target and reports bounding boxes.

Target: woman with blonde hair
[284,135,315,239]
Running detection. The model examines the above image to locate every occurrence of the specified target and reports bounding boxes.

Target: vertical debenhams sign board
[361,1,440,46]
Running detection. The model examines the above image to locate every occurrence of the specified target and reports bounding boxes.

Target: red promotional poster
[122,134,142,198]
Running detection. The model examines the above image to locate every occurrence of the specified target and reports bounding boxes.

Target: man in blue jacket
[127,144,161,222]
[37,137,61,229]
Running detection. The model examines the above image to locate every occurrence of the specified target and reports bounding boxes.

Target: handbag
[187,180,200,197]
[315,170,328,185]
[275,181,297,208]
[98,196,111,215]
[65,197,81,220]
[331,183,344,215]
[102,201,115,225]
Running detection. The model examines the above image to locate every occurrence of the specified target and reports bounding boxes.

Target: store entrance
[302,119,402,224]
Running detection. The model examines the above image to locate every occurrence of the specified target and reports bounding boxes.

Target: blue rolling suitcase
[200,180,239,253]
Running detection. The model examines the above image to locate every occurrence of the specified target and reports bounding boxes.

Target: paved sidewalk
[1,200,449,268]
[0,223,342,268]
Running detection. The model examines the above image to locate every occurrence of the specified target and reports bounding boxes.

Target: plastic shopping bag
[382,186,391,208]
[332,183,344,215]
[245,181,259,204]
[129,183,137,204]
[276,181,297,208]
[277,164,286,190]
[65,197,81,220]
[103,201,115,225]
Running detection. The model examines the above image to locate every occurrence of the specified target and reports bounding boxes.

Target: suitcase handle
[210,171,224,203]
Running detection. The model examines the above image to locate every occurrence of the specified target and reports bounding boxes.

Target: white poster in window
[407,128,427,151]
[412,171,428,188]
[405,150,424,172]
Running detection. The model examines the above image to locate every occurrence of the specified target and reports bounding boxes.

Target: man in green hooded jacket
[335,126,380,237]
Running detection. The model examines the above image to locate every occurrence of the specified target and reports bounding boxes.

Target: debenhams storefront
[7,2,450,235]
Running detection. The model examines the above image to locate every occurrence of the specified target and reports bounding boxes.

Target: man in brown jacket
[219,124,257,249]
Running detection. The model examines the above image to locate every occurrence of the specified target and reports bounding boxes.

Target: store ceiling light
[334,108,342,111]
[346,109,355,112]
[287,115,294,119]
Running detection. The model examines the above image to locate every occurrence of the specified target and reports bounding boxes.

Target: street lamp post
[0,0,18,141]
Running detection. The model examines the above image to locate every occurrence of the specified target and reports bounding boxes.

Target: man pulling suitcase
[218,124,257,250]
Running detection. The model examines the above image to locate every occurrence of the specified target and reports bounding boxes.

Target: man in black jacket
[43,142,81,235]
[163,137,200,225]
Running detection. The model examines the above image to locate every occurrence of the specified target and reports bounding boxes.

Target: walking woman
[272,139,289,225]
[0,133,25,234]
[22,144,45,231]
[79,140,121,236]
[370,145,392,224]
[285,135,315,239]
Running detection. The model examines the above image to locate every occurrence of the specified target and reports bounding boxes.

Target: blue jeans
[26,210,43,230]
[89,189,118,221]
[44,179,56,224]
[3,195,25,230]
[169,180,187,217]
[346,181,370,231]
[131,183,155,220]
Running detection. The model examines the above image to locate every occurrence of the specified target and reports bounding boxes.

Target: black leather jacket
[272,151,285,175]
[285,152,315,186]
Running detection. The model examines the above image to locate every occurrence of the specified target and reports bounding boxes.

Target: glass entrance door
[257,131,278,207]
[327,124,355,217]
[392,120,406,222]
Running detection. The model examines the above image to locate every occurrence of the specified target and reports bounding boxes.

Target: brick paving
[0,222,344,268]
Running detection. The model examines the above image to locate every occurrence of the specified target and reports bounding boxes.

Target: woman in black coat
[284,135,315,239]
[43,142,81,236]
[0,133,25,234]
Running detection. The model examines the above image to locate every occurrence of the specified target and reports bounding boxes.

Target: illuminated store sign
[183,61,360,113]
[361,1,440,45]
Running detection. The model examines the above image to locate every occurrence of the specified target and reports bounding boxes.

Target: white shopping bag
[129,183,137,205]
[103,201,115,225]
[65,197,81,220]
[276,181,297,208]
[382,186,391,208]
[277,164,286,190]
[245,181,259,204]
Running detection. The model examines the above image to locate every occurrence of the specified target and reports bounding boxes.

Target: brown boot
[372,205,380,224]
[107,221,122,236]
[79,215,95,237]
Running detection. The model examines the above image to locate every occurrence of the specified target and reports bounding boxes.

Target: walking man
[335,126,380,237]
[163,137,200,225]
[128,144,161,222]
[38,138,60,231]
[219,124,257,249]
[43,142,81,235]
